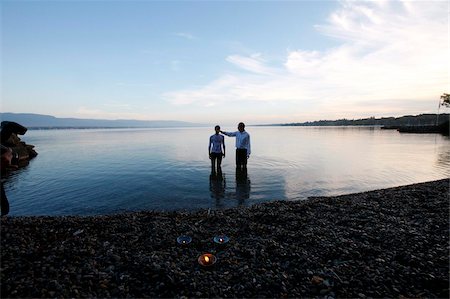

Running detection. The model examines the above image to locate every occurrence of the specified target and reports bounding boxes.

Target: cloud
[116,82,154,87]
[164,1,448,120]
[174,32,195,40]
[226,53,276,75]
[76,105,148,120]
[165,75,243,107]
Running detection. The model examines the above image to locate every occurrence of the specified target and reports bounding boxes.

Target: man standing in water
[221,122,251,171]
[209,125,226,176]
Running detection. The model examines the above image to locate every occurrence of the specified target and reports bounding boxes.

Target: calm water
[3,126,449,216]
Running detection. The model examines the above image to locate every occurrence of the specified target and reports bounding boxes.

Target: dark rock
[1,121,38,169]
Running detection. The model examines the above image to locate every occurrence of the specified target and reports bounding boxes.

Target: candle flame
[204,255,210,263]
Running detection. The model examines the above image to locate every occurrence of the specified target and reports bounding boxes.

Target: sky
[1,0,449,125]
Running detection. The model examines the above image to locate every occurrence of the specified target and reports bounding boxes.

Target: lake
[3,126,449,216]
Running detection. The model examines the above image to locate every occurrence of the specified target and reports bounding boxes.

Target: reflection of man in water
[209,125,225,176]
[221,122,251,171]
[235,169,251,206]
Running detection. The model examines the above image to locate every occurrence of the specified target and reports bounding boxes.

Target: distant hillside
[275,114,450,127]
[0,113,202,129]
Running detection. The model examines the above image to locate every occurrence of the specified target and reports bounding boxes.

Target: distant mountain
[0,113,203,129]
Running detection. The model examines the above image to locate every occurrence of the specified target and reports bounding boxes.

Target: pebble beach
[1,178,449,298]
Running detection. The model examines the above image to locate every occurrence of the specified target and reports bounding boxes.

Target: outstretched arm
[220,130,236,137]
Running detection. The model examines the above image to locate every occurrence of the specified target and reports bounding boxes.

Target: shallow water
[4,126,449,216]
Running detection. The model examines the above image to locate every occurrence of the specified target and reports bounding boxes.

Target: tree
[441,93,450,107]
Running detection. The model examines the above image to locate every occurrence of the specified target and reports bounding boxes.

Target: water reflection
[436,144,450,174]
[209,169,252,208]
[209,173,226,208]
[235,168,251,206]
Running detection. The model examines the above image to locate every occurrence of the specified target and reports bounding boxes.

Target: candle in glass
[198,253,216,267]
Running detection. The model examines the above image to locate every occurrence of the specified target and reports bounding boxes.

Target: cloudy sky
[2,0,448,125]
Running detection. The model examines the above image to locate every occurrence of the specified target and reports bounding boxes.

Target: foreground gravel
[1,179,449,298]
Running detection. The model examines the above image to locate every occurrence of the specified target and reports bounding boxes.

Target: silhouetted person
[221,122,251,171]
[209,125,226,176]
[1,145,17,216]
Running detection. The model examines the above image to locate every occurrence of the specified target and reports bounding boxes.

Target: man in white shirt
[220,122,251,170]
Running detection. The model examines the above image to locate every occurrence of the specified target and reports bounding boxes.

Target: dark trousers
[210,152,223,174]
[236,149,248,169]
